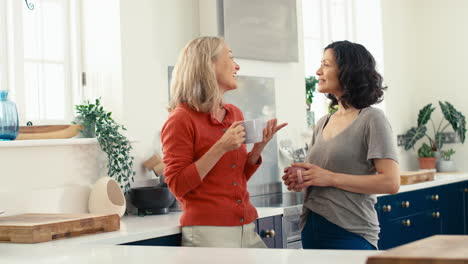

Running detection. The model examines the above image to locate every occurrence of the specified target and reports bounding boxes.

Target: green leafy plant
[305,76,318,111]
[440,148,456,161]
[328,104,338,114]
[403,101,466,152]
[418,143,435,158]
[74,98,135,195]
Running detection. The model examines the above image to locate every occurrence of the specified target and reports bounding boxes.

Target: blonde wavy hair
[168,36,225,113]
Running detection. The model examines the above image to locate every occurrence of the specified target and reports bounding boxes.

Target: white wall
[119,0,201,184]
[381,0,468,171]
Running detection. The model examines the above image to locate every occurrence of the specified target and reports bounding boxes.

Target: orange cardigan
[161,103,262,227]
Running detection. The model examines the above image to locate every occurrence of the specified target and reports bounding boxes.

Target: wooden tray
[400,170,436,185]
[367,235,468,264]
[0,213,119,243]
[16,124,83,140]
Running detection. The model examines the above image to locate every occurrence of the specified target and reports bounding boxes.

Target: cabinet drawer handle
[432,211,441,219]
[263,229,276,238]
[382,205,392,212]
[431,194,440,201]
[401,201,410,208]
[402,219,411,227]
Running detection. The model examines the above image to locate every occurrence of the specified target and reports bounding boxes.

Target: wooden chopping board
[400,170,436,185]
[367,235,468,264]
[0,213,119,243]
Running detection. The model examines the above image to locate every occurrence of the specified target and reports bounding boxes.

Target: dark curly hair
[324,40,386,110]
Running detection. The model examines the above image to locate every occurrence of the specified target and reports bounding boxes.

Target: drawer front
[379,209,443,250]
[377,186,442,222]
[257,215,283,248]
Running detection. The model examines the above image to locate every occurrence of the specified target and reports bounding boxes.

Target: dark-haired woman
[282,40,400,250]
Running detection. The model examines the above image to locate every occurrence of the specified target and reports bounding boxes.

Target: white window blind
[302,0,385,117]
[0,0,7,92]
[2,0,80,125]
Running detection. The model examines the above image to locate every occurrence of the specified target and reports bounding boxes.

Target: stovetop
[249,191,304,208]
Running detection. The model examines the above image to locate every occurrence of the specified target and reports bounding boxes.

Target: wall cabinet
[122,214,283,248]
[376,180,468,249]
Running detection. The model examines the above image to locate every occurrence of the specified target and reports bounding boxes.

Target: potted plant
[403,101,466,169]
[417,142,436,169]
[438,148,456,172]
[305,76,318,127]
[74,98,135,195]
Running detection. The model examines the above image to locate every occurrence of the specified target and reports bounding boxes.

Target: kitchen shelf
[0,138,138,148]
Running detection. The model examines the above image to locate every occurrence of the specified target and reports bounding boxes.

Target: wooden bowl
[16,124,84,140]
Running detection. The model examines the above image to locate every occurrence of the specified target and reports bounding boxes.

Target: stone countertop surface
[0,243,377,264]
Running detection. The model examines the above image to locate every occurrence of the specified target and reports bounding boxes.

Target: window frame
[302,0,385,118]
[2,0,82,126]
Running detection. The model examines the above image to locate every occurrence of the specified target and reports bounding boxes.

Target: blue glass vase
[0,90,19,140]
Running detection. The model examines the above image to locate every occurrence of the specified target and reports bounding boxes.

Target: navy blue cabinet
[377,180,468,249]
[441,182,466,234]
[255,215,283,248]
[465,184,468,233]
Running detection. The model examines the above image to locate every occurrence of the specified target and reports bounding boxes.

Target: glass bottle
[0,90,19,140]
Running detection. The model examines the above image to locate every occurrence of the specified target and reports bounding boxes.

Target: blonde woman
[161,36,287,248]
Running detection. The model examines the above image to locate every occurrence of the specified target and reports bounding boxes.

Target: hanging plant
[74,98,135,195]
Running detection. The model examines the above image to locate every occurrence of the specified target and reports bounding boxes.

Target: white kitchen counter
[0,244,377,264]
[43,207,284,246]
[378,172,468,196]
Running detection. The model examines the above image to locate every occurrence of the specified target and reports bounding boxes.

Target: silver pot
[437,160,456,172]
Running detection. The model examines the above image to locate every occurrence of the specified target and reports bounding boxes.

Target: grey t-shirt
[300,107,398,249]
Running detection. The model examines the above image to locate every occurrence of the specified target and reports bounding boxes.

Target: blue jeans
[301,210,377,250]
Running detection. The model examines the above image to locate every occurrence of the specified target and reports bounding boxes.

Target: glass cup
[287,166,305,184]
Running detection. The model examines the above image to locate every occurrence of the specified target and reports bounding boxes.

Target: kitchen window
[0,0,82,126]
[302,0,385,117]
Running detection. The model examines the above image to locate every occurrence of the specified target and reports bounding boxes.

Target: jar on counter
[0,90,19,140]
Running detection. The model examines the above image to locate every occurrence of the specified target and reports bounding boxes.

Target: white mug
[243,119,266,144]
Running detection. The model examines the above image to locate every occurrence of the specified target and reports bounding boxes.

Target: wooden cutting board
[0,213,120,243]
[367,235,468,264]
[400,170,436,185]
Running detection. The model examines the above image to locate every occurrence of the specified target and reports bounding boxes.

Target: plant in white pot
[402,101,466,170]
[438,148,456,172]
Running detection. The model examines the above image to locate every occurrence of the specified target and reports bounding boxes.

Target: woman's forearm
[331,162,400,194]
[194,142,226,180]
[247,143,265,165]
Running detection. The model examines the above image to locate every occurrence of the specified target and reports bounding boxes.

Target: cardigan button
[239,218,244,223]
[231,164,236,168]
[232,182,238,186]
[237,199,242,204]
[222,128,227,132]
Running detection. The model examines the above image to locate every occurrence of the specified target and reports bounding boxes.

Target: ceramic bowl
[130,186,175,210]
